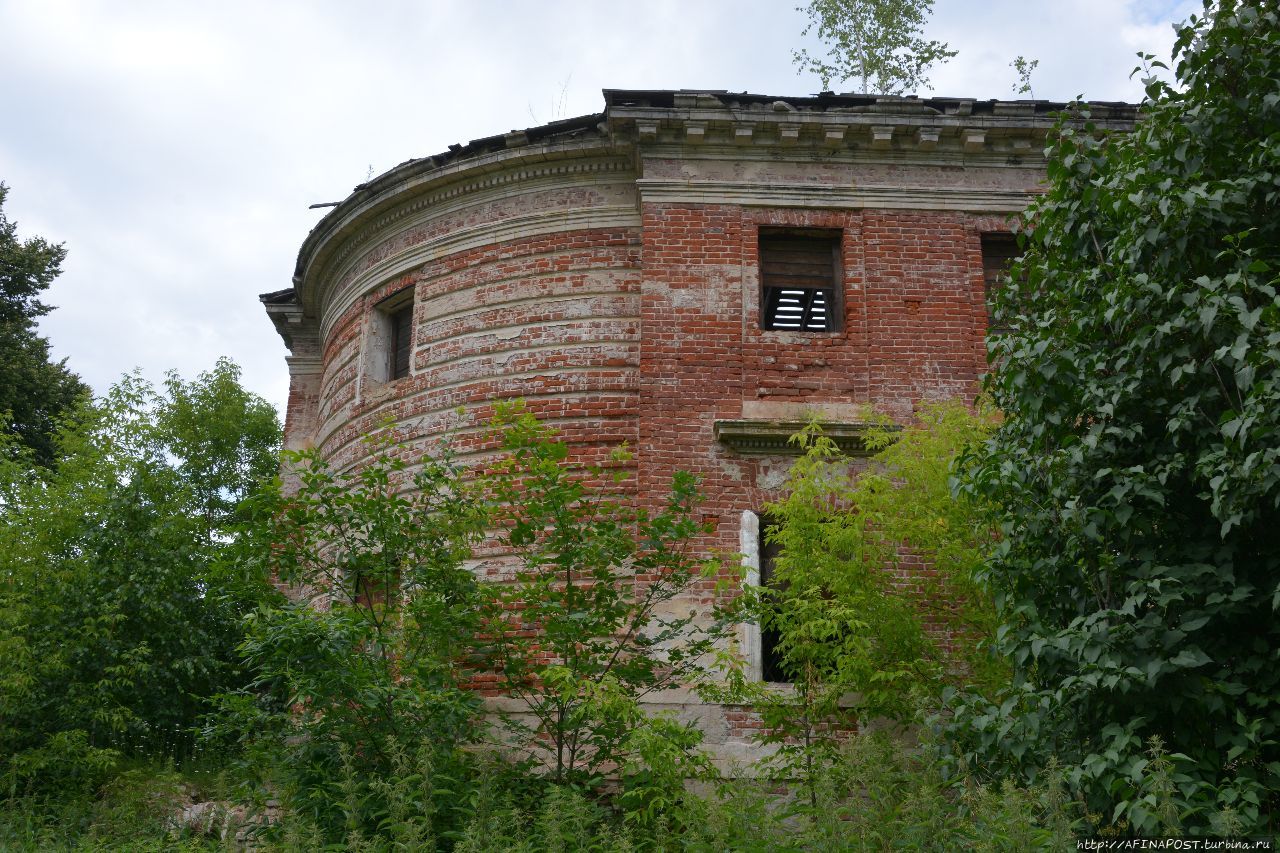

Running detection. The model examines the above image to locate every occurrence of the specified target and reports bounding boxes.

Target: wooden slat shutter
[760,233,841,331]
[390,305,412,379]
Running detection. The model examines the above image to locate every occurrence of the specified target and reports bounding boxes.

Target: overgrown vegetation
[478,404,731,823]
[2,381,1065,849]
[2,726,1082,851]
[952,0,1280,835]
[0,359,280,798]
[725,401,1000,806]
[213,428,489,843]
[0,183,89,466]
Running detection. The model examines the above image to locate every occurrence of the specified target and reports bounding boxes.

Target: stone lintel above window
[713,419,895,456]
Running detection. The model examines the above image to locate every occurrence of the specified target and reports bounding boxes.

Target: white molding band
[635,179,1038,212]
[319,204,642,344]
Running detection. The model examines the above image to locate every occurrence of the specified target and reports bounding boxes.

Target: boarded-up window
[389,304,413,380]
[760,231,842,332]
[981,233,1018,336]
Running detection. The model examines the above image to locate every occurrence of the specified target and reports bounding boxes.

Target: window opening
[760,231,842,332]
[369,287,414,385]
[759,518,789,683]
[389,303,413,380]
[980,233,1018,336]
[354,566,402,608]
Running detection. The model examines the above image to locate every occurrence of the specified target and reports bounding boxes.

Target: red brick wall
[637,202,1011,585]
[315,227,643,475]
[294,184,1019,750]
[300,195,1012,601]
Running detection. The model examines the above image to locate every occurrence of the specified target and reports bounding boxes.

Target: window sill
[361,373,412,406]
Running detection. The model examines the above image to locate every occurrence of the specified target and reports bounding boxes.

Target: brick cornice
[296,142,627,316]
[323,156,634,280]
[607,94,1135,161]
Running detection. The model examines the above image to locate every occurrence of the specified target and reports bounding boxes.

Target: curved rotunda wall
[299,139,645,476]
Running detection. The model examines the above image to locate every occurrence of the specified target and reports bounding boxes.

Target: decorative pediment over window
[713,420,893,456]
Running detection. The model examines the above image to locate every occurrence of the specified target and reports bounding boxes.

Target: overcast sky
[1,0,1199,415]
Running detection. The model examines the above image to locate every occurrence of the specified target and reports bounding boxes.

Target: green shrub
[0,360,280,796]
[478,403,728,807]
[954,0,1280,832]
[214,428,486,843]
[683,729,1076,852]
[725,402,999,804]
[0,762,224,852]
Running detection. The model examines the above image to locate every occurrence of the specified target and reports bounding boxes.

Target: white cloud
[0,0,1201,415]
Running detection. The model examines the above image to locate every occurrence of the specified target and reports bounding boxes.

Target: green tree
[0,183,89,467]
[1010,55,1039,98]
[954,0,1279,834]
[733,401,998,804]
[223,429,488,841]
[793,0,956,95]
[224,407,725,836]
[479,403,726,811]
[0,359,280,793]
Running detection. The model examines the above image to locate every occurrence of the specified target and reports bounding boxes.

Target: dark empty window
[354,565,402,608]
[760,231,842,332]
[389,303,413,380]
[759,520,789,683]
[981,233,1018,336]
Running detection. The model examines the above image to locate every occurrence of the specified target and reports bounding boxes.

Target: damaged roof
[271,88,1136,309]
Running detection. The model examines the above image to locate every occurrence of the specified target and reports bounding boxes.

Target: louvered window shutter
[760,234,841,331]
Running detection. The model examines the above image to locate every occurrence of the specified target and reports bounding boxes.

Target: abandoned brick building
[261,89,1135,765]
